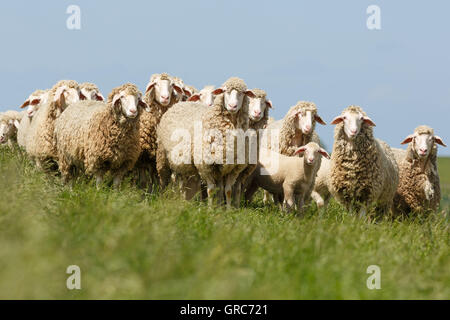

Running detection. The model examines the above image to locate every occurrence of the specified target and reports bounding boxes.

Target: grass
[0,147,448,299]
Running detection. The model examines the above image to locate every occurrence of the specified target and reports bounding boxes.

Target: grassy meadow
[0,147,448,299]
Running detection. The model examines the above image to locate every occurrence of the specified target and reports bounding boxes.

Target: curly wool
[79,82,100,91]
[54,84,142,181]
[267,101,320,156]
[222,77,247,93]
[392,126,441,214]
[25,80,80,165]
[330,106,399,213]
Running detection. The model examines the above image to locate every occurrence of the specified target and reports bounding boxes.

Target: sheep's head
[289,101,326,135]
[401,125,446,159]
[294,142,330,165]
[109,83,149,119]
[20,89,50,118]
[145,73,183,106]
[212,77,255,114]
[0,118,20,144]
[188,85,217,107]
[247,89,272,122]
[331,105,375,140]
[80,83,105,102]
[51,80,82,116]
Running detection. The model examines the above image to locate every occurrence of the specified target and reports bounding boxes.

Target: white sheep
[79,82,105,101]
[0,110,25,147]
[25,80,82,170]
[392,125,446,215]
[188,85,217,106]
[329,105,399,217]
[54,83,149,188]
[244,142,330,212]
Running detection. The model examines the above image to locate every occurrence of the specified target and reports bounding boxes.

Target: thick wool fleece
[79,82,100,92]
[54,83,142,181]
[330,106,399,213]
[266,101,320,156]
[392,126,442,215]
[25,80,80,165]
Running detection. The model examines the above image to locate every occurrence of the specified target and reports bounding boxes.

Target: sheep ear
[315,114,326,125]
[111,94,122,109]
[400,135,414,145]
[319,148,330,159]
[330,116,343,125]
[244,90,255,98]
[363,116,376,127]
[434,136,447,147]
[13,119,20,129]
[53,86,66,102]
[80,92,87,100]
[212,88,224,95]
[182,88,191,97]
[173,84,184,95]
[188,94,201,102]
[266,100,273,109]
[138,99,151,112]
[95,93,105,101]
[294,146,307,155]
[20,99,30,109]
[145,82,156,94]
[30,99,40,105]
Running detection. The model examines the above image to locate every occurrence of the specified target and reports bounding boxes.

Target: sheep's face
[20,91,49,117]
[292,109,326,135]
[401,131,446,158]
[112,91,150,119]
[80,88,104,102]
[187,87,217,107]
[211,88,255,114]
[146,78,183,106]
[331,111,376,140]
[0,120,19,144]
[295,143,330,165]
[248,97,272,122]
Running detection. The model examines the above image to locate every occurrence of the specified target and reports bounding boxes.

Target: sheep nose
[253,111,261,117]
[350,129,357,134]
[419,148,427,154]
[228,104,237,110]
[305,125,311,131]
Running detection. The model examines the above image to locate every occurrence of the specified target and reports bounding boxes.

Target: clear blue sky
[1,1,449,155]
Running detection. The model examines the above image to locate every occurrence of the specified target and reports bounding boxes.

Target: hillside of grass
[0,148,448,299]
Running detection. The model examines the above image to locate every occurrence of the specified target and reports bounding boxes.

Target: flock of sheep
[0,73,446,217]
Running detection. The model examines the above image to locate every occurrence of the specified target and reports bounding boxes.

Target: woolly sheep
[54,83,149,188]
[134,73,183,191]
[329,105,399,217]
[25,80,82,170]
[244,142,330,212]
[188,85,218,107]
[17,89,50,148]
[79,82,105,101]
[391,125,446,215]
[0,110,25,147]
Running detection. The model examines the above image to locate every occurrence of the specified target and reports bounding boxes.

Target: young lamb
[54,83,149,188]
[244,142,330,212]
[17,89,50,148]
[134,73,183,191]
[157,77,255,207]
[25,80,82,170]
[79,82,105,101]
[391,125,446,215]
[329,105,399,217]
[0,110,25,147]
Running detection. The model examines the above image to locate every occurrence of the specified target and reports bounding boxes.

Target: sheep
[188,85,217,106]
[391,125,446,215]
[25,80,82,170]
[134,73,183,191]
[244,142,330,212]
[54,83,149,188]
[329,105,399,217]
[264,101,326,156]
[17,89,50,148]
[0,110,26,147]
[79,82,105,101]
[157,77,256,207]
[231,88,273,207]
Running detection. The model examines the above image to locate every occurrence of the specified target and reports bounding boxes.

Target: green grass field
[0,148,448,299]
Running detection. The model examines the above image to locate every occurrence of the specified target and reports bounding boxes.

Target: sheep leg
[95,174,104,189]
[225,174,240,209]
[311,190,325,209]
[282,185,295,212]
[183,175,201,200]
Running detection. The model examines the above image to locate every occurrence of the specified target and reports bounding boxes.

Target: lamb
[329,105,399,217]
[54,83,149,188]
[157,77,256,207]
[134,73,183,191]
[79,82,105,101]
[264,101,326,156]
[17,89,50,148]
[391,125,446,215]
[0,110,26,147]
[25,80,82,170]
[244,142,330,212]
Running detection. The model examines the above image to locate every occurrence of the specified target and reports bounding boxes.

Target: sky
[0,0,449,155]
